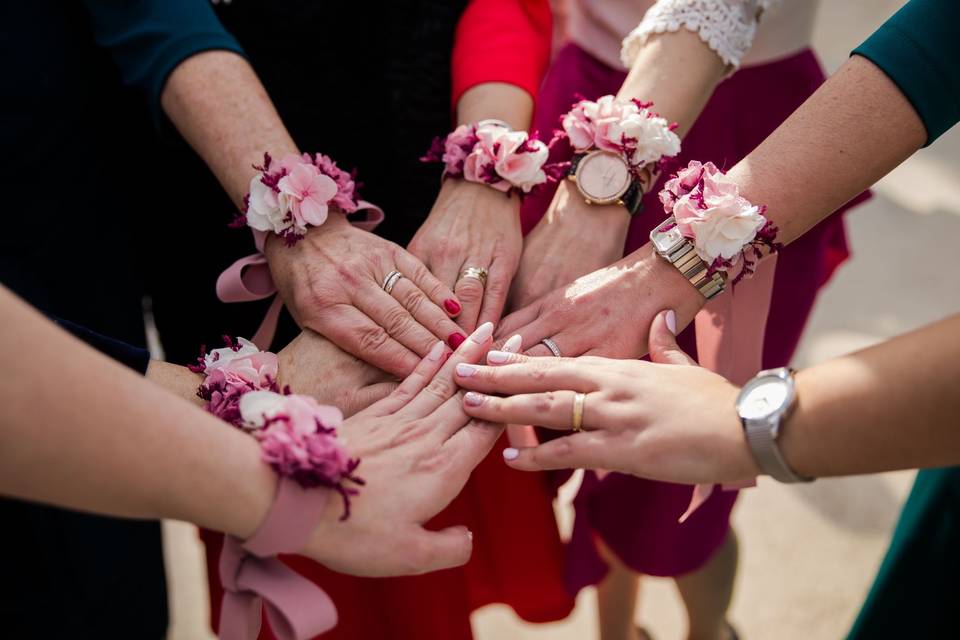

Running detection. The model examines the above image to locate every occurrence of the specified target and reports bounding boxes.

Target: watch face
[650,220,685,255]
[576,151,631,203]
[738,375,791,421]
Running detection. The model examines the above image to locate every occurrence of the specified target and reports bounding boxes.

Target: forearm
[782,314,960,477]
[727,55,926,245]
[456,82,534,131]
[161,50,298,208]
[0,287,275,540]
[146,360,204,408]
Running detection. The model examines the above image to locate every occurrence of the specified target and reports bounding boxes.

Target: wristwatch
[736,367,813,483]
[568,150,647,216]
[649,216,726,300]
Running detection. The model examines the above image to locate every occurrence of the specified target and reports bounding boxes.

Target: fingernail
[503,448,520,461]
[427,340,445,361]
[467,529,474,542]
[444,298,461,315]
[448,333,466,349]
[503,334,522,353]
[464,391,486,406]
[665,310,677,335]
[486,350,511,364]
[456,363,478,377]
[469,321,494,344]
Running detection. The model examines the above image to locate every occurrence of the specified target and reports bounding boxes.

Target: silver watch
[736,367,812,483]
[650,216,726,300]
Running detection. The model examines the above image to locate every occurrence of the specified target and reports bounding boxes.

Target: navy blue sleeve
[82,0,245,126]
[53,317,151,375]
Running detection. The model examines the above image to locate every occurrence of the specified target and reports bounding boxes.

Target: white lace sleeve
[620,0,780,70]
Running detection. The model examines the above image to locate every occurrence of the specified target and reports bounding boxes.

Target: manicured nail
[486,350,511,364]
[503,334,522,353]
[456,363,478,377]
[426,340,445,361]
[665,310,677,335]
[467,529,474,542]
[469,321,494,344]
[448,333,466,349]
[444,298,462,315]
[464,391,486,406]
[503,448,520,461]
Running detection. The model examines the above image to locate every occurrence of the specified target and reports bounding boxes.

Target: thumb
[402,525,474,575]
[649,310,697,366]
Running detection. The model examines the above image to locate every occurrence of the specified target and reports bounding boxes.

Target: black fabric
[54,317,152,375]
[0,2,167,637]
[142,0,469,364]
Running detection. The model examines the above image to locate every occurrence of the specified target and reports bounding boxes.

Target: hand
[277,330,397,417]
[265,215,466,378]
[409,179,522,333]
[510,180,630,308]
[456,311,758,485]
[495,242,705,359]
[302,322,502,577]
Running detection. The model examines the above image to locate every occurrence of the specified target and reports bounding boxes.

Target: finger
[348,382,399,416]
[388,276,467,350]
[648,309,697,366]
[475,257,512,330]
[365,340,448,416]
[444,420,505,468]
[319,305,420,377]
[501,432,610,472]
[354,282,447,357]
[493,301,541,340]
[401,525,473,575]
[454,357,597,395]
[404,321,494,416]
[452,264,486,333]
[501,334,523,354]
[462,390,596,431]
[395,249,462,319]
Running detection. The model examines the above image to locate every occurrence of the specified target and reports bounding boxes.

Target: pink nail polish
[665,310,677,335]
[469,322,494,344]
[456,363,478,377]
[503,448,520,461]
[464,391,486,406]
[486,351,510,364]
[448,333,466,349]
[444,299,462,315]
[503,335,522,353]
[426,340,445,361]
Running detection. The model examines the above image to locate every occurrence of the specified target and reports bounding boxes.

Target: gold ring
[382,270,403,294]
[572,392,586,432]
[459,266,489,287]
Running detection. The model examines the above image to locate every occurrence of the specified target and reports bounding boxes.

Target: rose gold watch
[567,150,648,216]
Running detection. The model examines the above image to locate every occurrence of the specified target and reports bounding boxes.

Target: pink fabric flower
[561,102,595,151]
[313,153,360,213]
[494,132,549,193]
[197,339,280,427]
[277,162,338,229]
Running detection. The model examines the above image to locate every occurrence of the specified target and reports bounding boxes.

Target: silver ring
[458,266,489,287]
[540,338,562,358]
[382,270,404,294]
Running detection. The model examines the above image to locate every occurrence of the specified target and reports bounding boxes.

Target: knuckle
[534,392,555,414]
[382,305,414,337]
[401,288,426,316]
[456,279,484,302]
[425,376,456,400]
[411,447,448,475]
[387,419,430,449]
[356,324,390,353]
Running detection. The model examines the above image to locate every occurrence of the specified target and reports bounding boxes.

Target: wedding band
[540,337,562,358]
[459,266,489,287]
[382,270,404,294]
[571,392,586,432]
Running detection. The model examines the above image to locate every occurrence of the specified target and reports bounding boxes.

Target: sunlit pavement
[164,2,960,638]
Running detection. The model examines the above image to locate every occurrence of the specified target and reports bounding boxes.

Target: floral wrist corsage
[421,122,555,197]
[659,160,781,284]
[190,337,362,519]
[233,152,362,246]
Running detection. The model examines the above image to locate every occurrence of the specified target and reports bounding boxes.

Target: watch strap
[621,182,644,216]
[744,418,812,483]
[663,241,726,300]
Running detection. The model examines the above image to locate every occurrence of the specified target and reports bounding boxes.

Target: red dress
[203,2,573,638]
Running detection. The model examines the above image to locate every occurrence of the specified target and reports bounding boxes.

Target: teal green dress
[847,1,960,636]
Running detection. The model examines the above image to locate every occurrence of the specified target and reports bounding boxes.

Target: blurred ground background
[164,1,960,638]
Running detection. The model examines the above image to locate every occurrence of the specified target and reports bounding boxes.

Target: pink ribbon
[219,478,337,640]
[216,202,385,350]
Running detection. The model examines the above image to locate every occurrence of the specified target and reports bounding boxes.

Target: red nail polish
[448,333,466,349]
[444,299,462,315]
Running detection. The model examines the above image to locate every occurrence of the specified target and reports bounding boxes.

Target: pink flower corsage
[191,337,362,519]
[234,152,362,246]
[421,122,554,197]
[559,95,681,178]
[239,390,363,519]
[659,160,782,284]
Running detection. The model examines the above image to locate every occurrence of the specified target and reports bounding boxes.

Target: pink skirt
[520,43,870,588]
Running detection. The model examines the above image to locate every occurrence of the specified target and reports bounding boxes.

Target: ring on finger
[540,337,562,358]
[382,269,404,294]
[458,266,489,287]
[571,392,586,432]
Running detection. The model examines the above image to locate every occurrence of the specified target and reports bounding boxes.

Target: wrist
[630,241,707,319]
[436,178,521,219]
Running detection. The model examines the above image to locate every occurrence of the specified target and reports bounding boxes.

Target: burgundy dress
[520,43,870,590]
